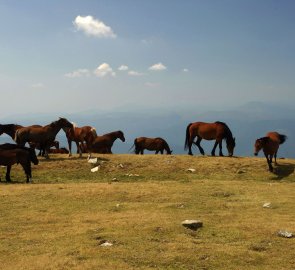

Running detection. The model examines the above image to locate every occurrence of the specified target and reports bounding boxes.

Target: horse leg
[274,152,278,165]
[195,137,205,155]
[155,150,159,154]
[68,139,72,157]
[5,165,11,182]
[141,149,144,155]
[265,154,273,172]
[21,161,32,183]
[211,141,218,156]
[218,141,224,156]
[76,141,82,158]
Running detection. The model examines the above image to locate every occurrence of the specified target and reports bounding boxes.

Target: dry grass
[0,154,295,269]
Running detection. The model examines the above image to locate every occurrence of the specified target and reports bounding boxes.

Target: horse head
[58,117,73,129]
[118,131,125,142]
[226,137,236,157]
[28,148,39,165]
[254,137,269,156]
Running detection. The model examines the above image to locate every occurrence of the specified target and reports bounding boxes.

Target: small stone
[91,166,100,172]
[182,220,203,231]
[263,202,271,208]
[88,157,98,164]
[100,241,113,247]
[187,168,196,173]
[278,230,293,238]
[237,170,246,174]
[118,163,124,168]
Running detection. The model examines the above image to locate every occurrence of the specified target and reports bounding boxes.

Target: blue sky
[1,0,295,117]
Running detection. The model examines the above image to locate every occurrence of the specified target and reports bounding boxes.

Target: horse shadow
[271,163,295,180]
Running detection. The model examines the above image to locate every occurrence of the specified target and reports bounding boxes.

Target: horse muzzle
[254,152,258,156]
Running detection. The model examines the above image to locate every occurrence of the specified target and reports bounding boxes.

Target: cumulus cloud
[118,65,129,71]
[149,62,167,71]
[73,15,116,38]
[94,63,116,77]
[128,70,144,76]
[64,69,90,78]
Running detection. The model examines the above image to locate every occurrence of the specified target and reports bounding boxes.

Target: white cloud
[73,15,116,38]
[128,70,144,76]
[94,63,116,77]
[65,69,90,78]
[182,68,189,72]
[149,62,167,71]
[118,65,129,71]
[31,83,45,89]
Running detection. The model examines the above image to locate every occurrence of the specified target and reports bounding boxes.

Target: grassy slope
[0,154,295,270]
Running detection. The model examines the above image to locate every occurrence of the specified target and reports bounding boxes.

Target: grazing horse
[15,118,73,159]
[254,132,287,172]
[184,121,236,156]
[63,124,97,157]
[0,143,38,183]
[133,137,172,155]
[90,130,125,154]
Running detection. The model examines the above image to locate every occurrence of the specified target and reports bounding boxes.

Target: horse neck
[48,121,64,136]
[3,125,21,139]
[163,142,171,152]
[105,131,120,142]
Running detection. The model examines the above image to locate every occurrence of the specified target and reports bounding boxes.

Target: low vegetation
[1,154,295,269]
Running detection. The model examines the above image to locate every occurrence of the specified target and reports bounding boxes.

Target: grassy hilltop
[1,154,295,270]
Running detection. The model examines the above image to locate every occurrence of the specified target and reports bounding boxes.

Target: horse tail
[279,134,287,144]
[128,142,135,153]
[184,123,192,150]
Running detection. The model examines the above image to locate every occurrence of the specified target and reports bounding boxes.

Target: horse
[0,143,38,183]
[184,121,236,156]
[28,140,60,156]
[0,124,24,140]
[132,137,172,155]
[254,132,287,172]
[62,124,97,157]
[15,118,73,159]
[90,130,125,154]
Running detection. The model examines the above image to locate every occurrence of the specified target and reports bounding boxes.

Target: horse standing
[90,130,125,154]
[133,137,172,155]
[184,121,236,156]
[15,118,73,159]
[254,132,287,172]
[63,124,97,157]
[0,143,38,183]
[28,141,60,156]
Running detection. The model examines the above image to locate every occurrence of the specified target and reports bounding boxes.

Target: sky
[1,0,295,118]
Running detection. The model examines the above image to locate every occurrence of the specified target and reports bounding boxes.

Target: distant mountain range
[1,102,294,158]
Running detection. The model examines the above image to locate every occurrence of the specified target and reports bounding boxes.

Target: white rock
[278,230,293,238]
[88,157,98,164]
[182,220,203,230]
[100,241,113,247]
[187,168,196,173]
[263,202,271,208]
[91,166,100,172]
[118,163,124,168]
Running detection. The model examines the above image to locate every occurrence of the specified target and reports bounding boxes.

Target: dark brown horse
[0,143,38,183]
[133,137,172,155]
[28,140,60,156]
[63,124,97,157]
[49,147,69,154]
[184,121,236,156]
[15,118,73,159]
[90,130,125,154]
[254,132,287,172]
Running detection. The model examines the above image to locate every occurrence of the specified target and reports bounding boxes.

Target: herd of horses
[0,117,288,182]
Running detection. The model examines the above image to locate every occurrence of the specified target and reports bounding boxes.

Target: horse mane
[71,122,77,129]
[278,134,287,144]
[258,137,270,143]
[215,121,233,140]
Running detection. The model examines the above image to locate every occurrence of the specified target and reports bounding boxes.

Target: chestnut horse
[0,143,38,183]
[184,121,236,156]
[90,130,125,154]
[254,132,287,172]
[133,137,172,155]
[0,124,42,141]
[15,118,73,159]
[63,124,97,157]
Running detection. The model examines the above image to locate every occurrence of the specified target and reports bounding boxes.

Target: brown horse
[0,143,38,183]
[254,132,287,172]
[184,121,236,156]
[49,147,69,154]
[15,118,73,159]
[133,137,172,155]
[28,140,60,156]
[63,124,97,157]
[90,130,125,154]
